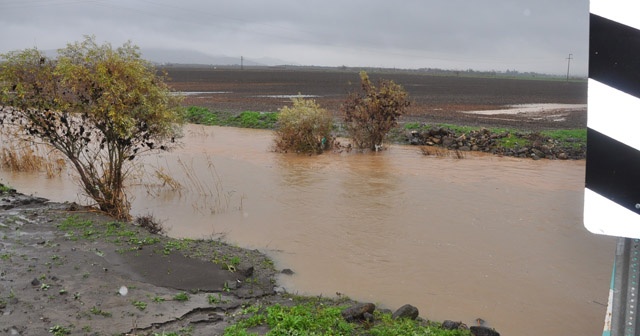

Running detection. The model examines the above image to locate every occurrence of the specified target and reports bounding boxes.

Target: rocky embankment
[403,126,585,160]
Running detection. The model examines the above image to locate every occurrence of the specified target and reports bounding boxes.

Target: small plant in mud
[49,325,72,336]
[132,300,147,311]
[0,183,14,193]
[89,306,112,317]
[208,293,229,305]
[134,213,165,235]
[173,292,190,301]
[274,97,334,154]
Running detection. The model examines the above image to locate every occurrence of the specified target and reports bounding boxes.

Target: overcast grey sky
[0,0,589,75]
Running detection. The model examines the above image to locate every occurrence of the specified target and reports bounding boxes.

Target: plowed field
[165,66,587,131]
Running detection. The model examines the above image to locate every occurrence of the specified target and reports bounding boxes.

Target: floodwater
[464,103,587,115]
[0,125,615,336]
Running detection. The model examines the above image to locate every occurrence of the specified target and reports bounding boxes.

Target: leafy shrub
[274,97,334,154]
[342,71,410,150]
[0,37,182,220]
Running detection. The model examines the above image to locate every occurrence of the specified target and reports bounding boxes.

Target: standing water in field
[0,124,614,336]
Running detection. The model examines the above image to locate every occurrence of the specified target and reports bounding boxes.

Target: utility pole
[566,53,573,81]
[241,56,244,70]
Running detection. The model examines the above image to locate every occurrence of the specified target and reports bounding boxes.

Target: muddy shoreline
[0,188,498,335]
[0,187,277,335]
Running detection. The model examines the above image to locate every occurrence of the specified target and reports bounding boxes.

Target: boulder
[392,304,419,320]
[341,303,376,322]
[441,320,468,330]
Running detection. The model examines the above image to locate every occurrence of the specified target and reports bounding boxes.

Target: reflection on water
[0,125,614,336]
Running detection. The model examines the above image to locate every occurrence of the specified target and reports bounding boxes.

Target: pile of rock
[341,302,500,336]
[405,126,585,160]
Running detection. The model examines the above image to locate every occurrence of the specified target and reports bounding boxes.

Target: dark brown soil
[164,66,587,131]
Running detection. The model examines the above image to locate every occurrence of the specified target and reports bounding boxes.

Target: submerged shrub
[274,97,334,154]
[342,71,410,151]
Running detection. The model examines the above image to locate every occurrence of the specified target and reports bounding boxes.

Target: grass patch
[494,133,531,149]
[540,129,586,148]
[224,299,471,336]
[183,106,278,129]
[173,292,190,302]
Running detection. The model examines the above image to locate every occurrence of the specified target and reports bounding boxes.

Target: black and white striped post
[585,2,640,335]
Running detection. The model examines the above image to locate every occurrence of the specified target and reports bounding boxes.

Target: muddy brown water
[0,125,614,335]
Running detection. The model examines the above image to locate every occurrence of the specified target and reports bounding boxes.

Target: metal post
[607,238,640,336]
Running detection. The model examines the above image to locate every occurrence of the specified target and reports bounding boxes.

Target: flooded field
[0,125,615,336]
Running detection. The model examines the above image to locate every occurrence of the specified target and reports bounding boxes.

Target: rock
[341,302,376,322]
[442,320,468,330]
[363,312,375,323]
[442,137,454,148]
[392,304,419,320]
[557,152,568,160]
[30,278,40,286]
[459,146,471,151]
[470,326,500,336]
[280,268,294,275]
[531,148,545,158]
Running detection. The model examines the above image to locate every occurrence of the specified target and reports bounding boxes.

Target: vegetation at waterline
[0,36,183,220]
[0,182,14,193]
[274,97,334,154]
[224,296,471,336]
[341,71,410,151]
[398,122,586,159]
[184,106,278,129]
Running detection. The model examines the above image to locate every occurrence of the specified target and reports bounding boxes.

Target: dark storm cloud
[0,0,588,74]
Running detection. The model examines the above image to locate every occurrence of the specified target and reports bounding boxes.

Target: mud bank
[0,187,500,335]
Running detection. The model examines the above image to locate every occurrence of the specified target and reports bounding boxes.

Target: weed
[152,296,165,303]
[89,306,112,317]
[49,325,71,335]
[0,183,14,193]
[208,293,229,305]
[173,292,190,302]
[154,167,183,191]
[135,214,165,234]
[0,253,11,261]
[132,301,147,311]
